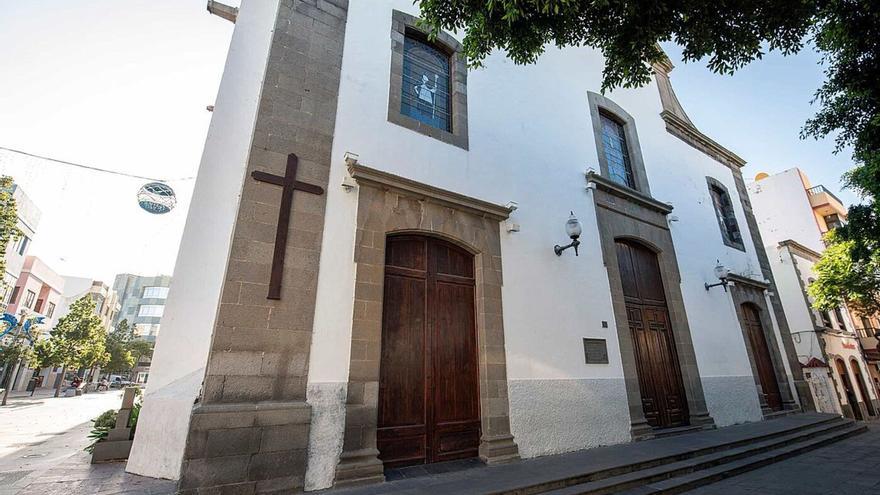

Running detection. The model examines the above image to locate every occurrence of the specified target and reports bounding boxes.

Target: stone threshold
[325,413,842,494]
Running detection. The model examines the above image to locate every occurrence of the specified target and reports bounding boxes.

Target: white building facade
[2,184,40,311]
[129,2,810,492]
[749,168,879,420]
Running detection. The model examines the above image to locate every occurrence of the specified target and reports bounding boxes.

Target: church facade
[127,1,811,493]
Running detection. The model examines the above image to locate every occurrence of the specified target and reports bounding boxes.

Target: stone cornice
[728,273,770,290]
[586,171,674,215]
[207,0,237,23]
[779,239,822,261]
[348,162,513,221]
[661,111,746,170]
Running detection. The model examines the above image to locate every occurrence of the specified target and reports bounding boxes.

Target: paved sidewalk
[0,388,174,494]
[685,424,880,494]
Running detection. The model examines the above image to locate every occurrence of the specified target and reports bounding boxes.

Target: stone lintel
[587,171,674,216]
[348,162,513,221]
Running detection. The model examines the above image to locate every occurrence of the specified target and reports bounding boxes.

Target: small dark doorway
[836,358,864,420]
[740,303,783,411]
[616,239,689,428]
[850,359,876,417]
[377,235,481,468]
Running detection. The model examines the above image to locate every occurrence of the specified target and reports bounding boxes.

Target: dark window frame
[598,110,637,189]
[706,177,745,251]
[17,236,29,255]
[24,290,36,309]
[587,92,651,195]
[400,31,453,133]
[388,10,468,149]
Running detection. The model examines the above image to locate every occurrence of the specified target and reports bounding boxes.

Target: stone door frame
[728,275,799,416]
[588,172,715,439]
[333,160,519,486]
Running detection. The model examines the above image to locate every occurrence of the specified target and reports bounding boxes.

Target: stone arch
[600,229,714,438]
[849,357,875,417]
[333,163,520,487]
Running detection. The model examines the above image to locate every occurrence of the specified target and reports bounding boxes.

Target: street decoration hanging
[0,313,45,345]
[137,182,177,214]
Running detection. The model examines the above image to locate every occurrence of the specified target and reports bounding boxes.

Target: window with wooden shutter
[708,181,744,250]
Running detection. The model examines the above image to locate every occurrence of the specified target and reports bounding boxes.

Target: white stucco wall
[770,246,823,364]
[127,0,281,480]
[305,1,766,488]
[748,169,824,253]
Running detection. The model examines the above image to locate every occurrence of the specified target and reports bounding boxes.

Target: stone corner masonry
[177,1,349,493]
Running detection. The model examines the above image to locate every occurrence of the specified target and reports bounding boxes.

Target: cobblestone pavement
[686,423,880,494]
[0,388,174,495]
[1,394,878,495]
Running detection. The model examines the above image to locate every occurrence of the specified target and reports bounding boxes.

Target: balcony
[858,328,880,361]
[806,185,847,219]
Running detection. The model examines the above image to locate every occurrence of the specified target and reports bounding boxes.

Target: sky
[0,1,857,284]
[0,0,236,282]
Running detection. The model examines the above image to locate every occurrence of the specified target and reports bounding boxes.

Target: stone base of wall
[701,376,763,427]
[508,379,631,458]
[178,401,311,494]
[91,440,133,463]
[304,382,347,491]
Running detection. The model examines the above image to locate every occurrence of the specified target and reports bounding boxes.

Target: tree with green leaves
[419,1,880,306]
[127,339,154,380]
[44,296,107,397]
[808,233,880,315]
[0,176,21,284]
[104,319,135,375]
[0,319,41,405]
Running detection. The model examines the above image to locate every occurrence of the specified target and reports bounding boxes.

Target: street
[1,389,880,494]
[686,424,880,494]
[0,388,173,495]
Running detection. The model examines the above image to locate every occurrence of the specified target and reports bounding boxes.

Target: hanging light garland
[0,146,192,215]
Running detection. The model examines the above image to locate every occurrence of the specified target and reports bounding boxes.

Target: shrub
[84,409,117,453]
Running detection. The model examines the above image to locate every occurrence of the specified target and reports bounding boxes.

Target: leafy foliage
[84,393,143,453]
[418,0,815,91]
[46,296,108,371]
[85,409,117,453]
[0,338,35,368]
[419,0,880,317]
[0,176,21,284]
[104,319,135,374]
[809,233,880,314]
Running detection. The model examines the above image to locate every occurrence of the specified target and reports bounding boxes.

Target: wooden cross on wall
[251,153,324,300]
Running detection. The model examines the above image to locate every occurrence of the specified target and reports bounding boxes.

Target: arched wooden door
[616,239,689,428]
[377,235,481,468]
[740,303,783,411]
[850,359,875,417]
[835,358,863,420]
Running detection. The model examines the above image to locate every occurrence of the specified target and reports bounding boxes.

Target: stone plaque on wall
[583,338,609,364]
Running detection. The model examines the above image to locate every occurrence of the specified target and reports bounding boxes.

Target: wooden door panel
[741,304,783,411]
[431,241,474,278]
[431,281,480,461]
[378,272,428,466]
[617,240,689,429]
[386,237,426,271]
[432,282,479,423]
[378,235,480,467]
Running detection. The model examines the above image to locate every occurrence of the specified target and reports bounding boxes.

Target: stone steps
[536,418,866,495]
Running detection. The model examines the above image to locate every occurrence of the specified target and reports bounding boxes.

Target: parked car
[109,376,133,388]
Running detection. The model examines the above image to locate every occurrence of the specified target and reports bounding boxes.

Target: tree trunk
[54,365,67,398]
[0,359,21,406]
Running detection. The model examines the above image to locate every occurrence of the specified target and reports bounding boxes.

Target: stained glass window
[709,185,743,246]
[401,34,451,132]
[599,112,635,188]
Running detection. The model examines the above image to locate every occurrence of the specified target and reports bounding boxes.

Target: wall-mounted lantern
[554,212,583,256]
[704,261,730,291]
